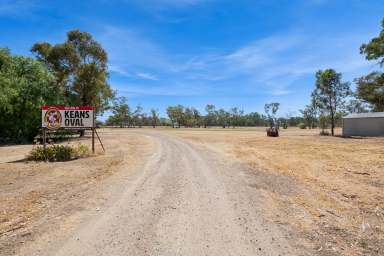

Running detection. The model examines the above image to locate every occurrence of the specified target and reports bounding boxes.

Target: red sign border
[41,106,95,110]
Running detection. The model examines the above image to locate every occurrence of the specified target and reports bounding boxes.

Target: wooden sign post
[92,110,95,153]
[43,128,47,150]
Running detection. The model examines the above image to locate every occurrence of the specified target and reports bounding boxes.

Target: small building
[342,112,384,137]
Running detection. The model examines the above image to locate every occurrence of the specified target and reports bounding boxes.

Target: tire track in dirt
[19,131,307,256]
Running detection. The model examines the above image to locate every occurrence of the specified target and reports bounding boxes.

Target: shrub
[28,146,51,161]
[28,143,90,162]
[73,143,91,158]
[319,115,330,129]
[52,145,73,161]
[298,123,306,129]
[283,123,288,129]
[320,130,330,136]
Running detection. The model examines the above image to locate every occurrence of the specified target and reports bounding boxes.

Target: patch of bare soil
[167,127,384,256]
[0,129,154,255]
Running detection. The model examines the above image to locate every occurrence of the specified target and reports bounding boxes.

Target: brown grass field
[0,127,383,255]
[164,127,384,255]
[0,131,154,255]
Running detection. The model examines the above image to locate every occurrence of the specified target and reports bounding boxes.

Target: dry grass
[166,127,384,255]
[0,129,154,255]
[1,127,382,255]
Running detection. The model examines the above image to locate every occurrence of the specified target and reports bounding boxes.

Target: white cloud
[110,64,158,81]
[110,64,132,77]
[176,31,375,96]
[100,24,376,99]
[130,0,208,9]
[114,83,206,97]
[136,72,158,81]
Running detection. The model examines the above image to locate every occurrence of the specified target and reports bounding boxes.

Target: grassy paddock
[166,127,383,255]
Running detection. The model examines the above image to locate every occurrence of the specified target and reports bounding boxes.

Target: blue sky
[0,0,383,118]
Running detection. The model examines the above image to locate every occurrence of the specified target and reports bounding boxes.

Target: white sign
[41,106,94,129]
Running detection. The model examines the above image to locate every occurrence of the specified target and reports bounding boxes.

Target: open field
[0,128,383,255]
[164,127,384,255]
[0,131,155,255]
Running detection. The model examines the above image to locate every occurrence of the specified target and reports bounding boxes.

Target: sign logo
[44,107,62,129]
[42,106,94,129]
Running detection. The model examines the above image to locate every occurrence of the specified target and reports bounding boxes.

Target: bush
[320,130,330,136]
[73,143,91,158]
[319,115,330,130]
[28,146,50,161]
[298,123,306,129]
[28,143,90,162]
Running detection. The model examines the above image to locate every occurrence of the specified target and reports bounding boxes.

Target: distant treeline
[1,19,384,142]
[104,100,344,129]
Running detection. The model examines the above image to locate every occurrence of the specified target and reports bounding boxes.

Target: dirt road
[16,131,305,256]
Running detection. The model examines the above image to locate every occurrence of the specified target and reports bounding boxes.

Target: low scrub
[73,143,91,158]
[297,123,306,129]
[28,143,90,162]
[320,130,330,136]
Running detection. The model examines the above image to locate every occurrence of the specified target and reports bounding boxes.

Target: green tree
[184,107,194,127]
[346,99,369,114]
[230,107,244,128]
[246,112,266,126]
[133,104,143,127]
[192,108,202,127]
[264,102,280,128]
[110,96,130,127]
[0,48,58,142]
[166,106,177,128]
[216,108,230,128]
[204,104,216,127]
[356,72,384,112]
[360,18,384,66]
[182,107,200,127]
[150,108,159,128]
[319,115,330,133]
[312,69,351,136]
[356,19,384,111]
[300,101,318,129]
[166,105,185,128]
[173,105,185,128]
[31,29,113,113]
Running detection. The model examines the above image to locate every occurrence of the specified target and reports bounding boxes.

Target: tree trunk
[329,96,335,136]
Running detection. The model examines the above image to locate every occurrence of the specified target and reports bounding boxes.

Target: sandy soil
[1,129,310,256]
[0,129,155,255]
[0,128,382,255]
[166,127,384,256]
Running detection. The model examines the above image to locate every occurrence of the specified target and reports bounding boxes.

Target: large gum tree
[31,30,113,114]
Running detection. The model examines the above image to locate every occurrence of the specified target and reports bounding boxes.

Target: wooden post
[94,129,105,152]
[92,110,95,153]
[92,128,95,153]
[43,128,46,150]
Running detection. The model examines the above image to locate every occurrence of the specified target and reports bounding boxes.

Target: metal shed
[342,112,384,137]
